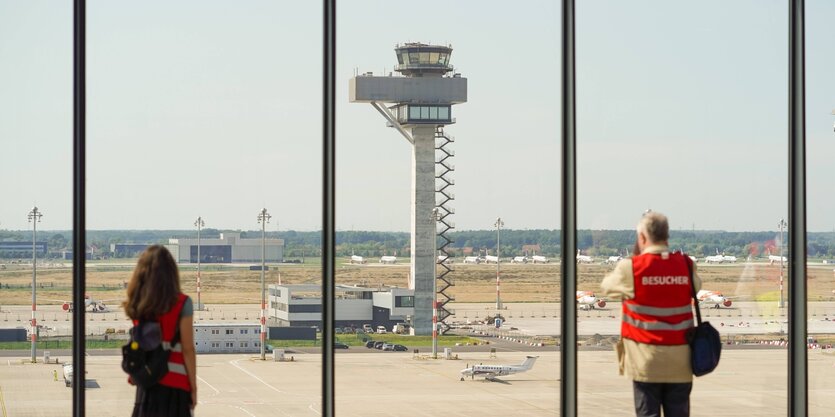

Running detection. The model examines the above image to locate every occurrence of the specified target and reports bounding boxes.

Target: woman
[123,245,196,417]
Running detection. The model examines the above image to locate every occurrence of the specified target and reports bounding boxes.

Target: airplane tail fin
[520,356,539,370]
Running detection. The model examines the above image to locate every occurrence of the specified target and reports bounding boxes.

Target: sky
[0,0,833,233]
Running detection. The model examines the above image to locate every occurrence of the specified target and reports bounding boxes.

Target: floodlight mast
[257,208,271,360]
[349,43,467,335]
[494,217,504,311]
[194,217,205,311]
[27,206,43,363]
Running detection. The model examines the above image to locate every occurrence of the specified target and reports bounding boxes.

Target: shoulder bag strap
[685,255,702,325]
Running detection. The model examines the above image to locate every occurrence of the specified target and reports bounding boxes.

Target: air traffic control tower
[349,43,467,335]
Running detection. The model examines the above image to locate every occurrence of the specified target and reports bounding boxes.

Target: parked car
[362,324,373,333]
[393,344,408,352]
[365,341,375,349]
[382,343,395,351]
[376,326,387,334]
[335,327,343,334]
[334,341,349,349]
[373,341,385,350]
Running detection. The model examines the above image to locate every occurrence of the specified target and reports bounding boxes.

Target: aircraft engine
[62,303,70,311]
[96,304,106,312]
[596,300,607,308]
[723,299,732,307]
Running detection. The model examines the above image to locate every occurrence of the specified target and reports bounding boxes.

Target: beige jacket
[600,245,701,383]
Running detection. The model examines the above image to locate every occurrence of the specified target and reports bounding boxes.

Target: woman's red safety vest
[132,293,191,391]
[621,252,694,345]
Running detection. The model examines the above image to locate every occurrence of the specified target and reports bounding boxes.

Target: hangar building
[167,232,283,263]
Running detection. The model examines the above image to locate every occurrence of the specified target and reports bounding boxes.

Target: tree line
[2,229,834,259]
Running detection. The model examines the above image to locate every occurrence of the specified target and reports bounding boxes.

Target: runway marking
[229,359,288,394]
[0,386,7,417]
[233,405,257,417]
[198,375,220,396]
[308,404,321,415]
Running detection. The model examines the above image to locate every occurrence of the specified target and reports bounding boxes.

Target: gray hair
[637,211,670,243]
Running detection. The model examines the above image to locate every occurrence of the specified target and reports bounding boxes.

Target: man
[601,211,700,417]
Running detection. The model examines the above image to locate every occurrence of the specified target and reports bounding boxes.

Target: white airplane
[350,255,366,264]
[52,293,118,313]
[577,291,606,310]
[463,256,481,264]
[483,255,500,264]
[721,254,737,263]
[704,251,725,264]
[605,255,622,264]
[576,250,593,264]
[697,290,733,309]
[511,256,528,264]
[530,255,549,264]
[379,255,397,264]
[768,254,787,265]
[459,356,538,381]
[437,255,452,264]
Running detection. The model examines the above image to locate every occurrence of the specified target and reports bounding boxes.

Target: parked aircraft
[484,255,500,264]
[52,293,118,313]
[697,290,733,309]
[350,255,366,264]
[437,255,453,264]
[577,291,606,310]
[379,256,397,264]
[576,250,594,264]
[704,250,725,264]
[459,356,539,381]
[463,256,481,264]
[530,255,549,264]
[511,256,528,264]
[768,254,787,265]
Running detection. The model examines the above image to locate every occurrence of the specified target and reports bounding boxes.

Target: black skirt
[132,384,191,417]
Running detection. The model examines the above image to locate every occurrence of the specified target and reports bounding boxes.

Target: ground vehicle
[362,324,373,333]
[382,343,395,351]
[376,326,387,334]
[334,341,349,349]
[365,341,375,348]
[62,363,73,387]
[373,341,385,349]
[393,344,408,352]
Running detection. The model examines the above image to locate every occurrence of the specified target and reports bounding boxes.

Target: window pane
[578,2,788,415]
[807,1,835,414]
[0,4,75,416]
[340,1,559,415]
[85,2,323,415]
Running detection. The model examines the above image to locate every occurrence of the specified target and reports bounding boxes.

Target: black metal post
[560,0,577,416]
[788,0,807,415]
[322,0,336,416]
[72,1,86,416]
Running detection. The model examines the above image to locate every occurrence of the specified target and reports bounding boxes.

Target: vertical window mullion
[72,1,87,416]
[560,1,577,416]
[788,0,807,415]
[322,1,336,416]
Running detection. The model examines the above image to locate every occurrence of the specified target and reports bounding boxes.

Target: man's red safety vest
[133,293,191,391]
[621,252,694,345]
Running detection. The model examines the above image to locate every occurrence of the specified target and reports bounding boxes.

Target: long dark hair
[123,245,182,320]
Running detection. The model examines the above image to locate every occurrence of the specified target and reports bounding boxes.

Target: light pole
[194,217,204,311]
[779,218,787,308]
[431,208,440,359]
[28,206,43,363]
[494,217,504,311]
[257,208,271,360]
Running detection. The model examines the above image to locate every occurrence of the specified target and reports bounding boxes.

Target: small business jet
[577,291,606,310]
[379,256,397,264]
[463,256,481,264]
[697,290,733,309]
[530,255,549,264]
[511,256,528,264]
[350,255,366,264]
[576,250,594,264]
[483,255,500,264]
[460,356,539,382]
[52,293,118,313]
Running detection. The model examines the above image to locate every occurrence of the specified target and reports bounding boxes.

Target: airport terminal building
[268,284,415,330]
[167,232,284,263]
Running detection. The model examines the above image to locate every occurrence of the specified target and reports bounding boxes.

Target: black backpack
[121,319,180,388]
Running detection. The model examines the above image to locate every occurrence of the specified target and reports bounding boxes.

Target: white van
[376,326,387,334]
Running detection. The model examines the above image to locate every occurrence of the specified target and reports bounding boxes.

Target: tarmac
[1,349,835,416]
